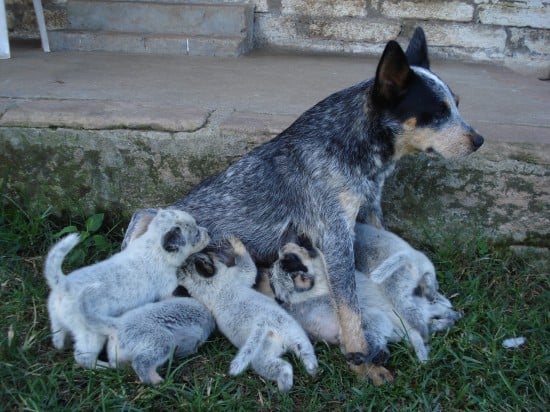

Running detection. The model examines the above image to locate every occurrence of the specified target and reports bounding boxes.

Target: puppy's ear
[121,208,159,250]
[296,234,319,259]
[280,253,308,274]
[372,40,411,107]
[194,253,216,277]
[405,27,430,69]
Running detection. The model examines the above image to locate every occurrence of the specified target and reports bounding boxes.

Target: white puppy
[179,238,318,392]
[95,297,215,385]
[44,209,210,369]
[270,225,462,363]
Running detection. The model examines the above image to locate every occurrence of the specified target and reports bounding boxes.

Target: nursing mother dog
[125,28,483,385]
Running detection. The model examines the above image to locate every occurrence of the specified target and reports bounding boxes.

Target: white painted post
[33,0,50,52]
[0,0,10,59]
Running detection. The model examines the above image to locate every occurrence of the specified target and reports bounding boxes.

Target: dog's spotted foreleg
[320,228,394,384]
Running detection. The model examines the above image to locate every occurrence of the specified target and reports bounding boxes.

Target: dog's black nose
[472,132,484,149]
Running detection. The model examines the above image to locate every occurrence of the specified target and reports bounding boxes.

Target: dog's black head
[371,27,484,159]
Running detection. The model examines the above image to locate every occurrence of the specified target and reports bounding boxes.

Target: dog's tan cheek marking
[394,123,474,159]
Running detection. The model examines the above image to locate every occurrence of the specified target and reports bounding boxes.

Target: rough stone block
[282,0,367,17]
[380,1,474,22]
[305,18,401,42]
[420,22,507,49]
[0,99,210,132]
[479,3,550,29]
[508,27,550,55]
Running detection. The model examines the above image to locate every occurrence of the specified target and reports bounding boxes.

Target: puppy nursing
[179,237,318,392]
[44,209,210,370]
[270,224,462,363]
[101,297,214,385]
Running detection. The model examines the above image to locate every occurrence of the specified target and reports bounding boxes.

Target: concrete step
[49,30,251,57]
[67,0,253,37]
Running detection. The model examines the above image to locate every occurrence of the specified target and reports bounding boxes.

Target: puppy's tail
[229,323,270,376]
[369,252,409,283]
[44,233,80,290]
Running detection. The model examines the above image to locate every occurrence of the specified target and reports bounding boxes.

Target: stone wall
[6,1,549,75]
[254,0,550,76]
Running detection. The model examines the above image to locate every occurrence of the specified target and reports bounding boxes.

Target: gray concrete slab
[0,46,549,144]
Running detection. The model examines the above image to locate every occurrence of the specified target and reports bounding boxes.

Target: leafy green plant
[52,213,115,267]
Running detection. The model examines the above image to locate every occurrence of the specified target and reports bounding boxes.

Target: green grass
[1,192,548,411]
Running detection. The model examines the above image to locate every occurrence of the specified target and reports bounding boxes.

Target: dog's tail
[44,233,80,290]
[229,322,270,376]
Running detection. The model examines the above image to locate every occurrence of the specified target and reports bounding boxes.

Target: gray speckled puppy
[95,297,215,385]
[44,209,210,370]
[179,237,318,392]
[270,226,462,363]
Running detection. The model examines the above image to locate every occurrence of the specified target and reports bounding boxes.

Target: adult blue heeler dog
[124,28,483,384]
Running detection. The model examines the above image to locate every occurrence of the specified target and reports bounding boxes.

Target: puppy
[179,238,318,392]
[95,297,215,385]
[126,27,482,383]
[270,227,462,363]
[354,223,463,346]
[44,209,209,369]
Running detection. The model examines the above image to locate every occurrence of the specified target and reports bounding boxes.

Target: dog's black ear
[406,27,430,69]
[373,40,412,107]
[280,253,308,274]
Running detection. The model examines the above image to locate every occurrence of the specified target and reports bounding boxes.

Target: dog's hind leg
[286,332,318,376]
[251,351,294,392]
[230,324,269,376]
[132,351,167,385]
[73,330,107,369]
[48,300,69,350]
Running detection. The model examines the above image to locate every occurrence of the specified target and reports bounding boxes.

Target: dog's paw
[350,363,394,385]
[345,352,368,365]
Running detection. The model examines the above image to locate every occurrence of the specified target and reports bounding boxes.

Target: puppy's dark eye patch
[280,253,308,274]
[162,226,185,252]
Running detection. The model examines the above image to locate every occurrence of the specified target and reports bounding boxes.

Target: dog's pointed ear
[406,27,430,69]
[373,40,411,106]
[121,208,159,250]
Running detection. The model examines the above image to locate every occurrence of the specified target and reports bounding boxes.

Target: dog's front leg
[321,228,393,385]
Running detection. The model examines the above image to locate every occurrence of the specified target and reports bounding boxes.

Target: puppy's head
[178,252,217,288]
[371,27,484,159]
[124,208,210,264]
[270,235,329,304]
[278,243,317,293]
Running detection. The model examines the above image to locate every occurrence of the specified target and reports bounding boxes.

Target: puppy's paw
[302,354,319,376]
[277,365,294,392]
